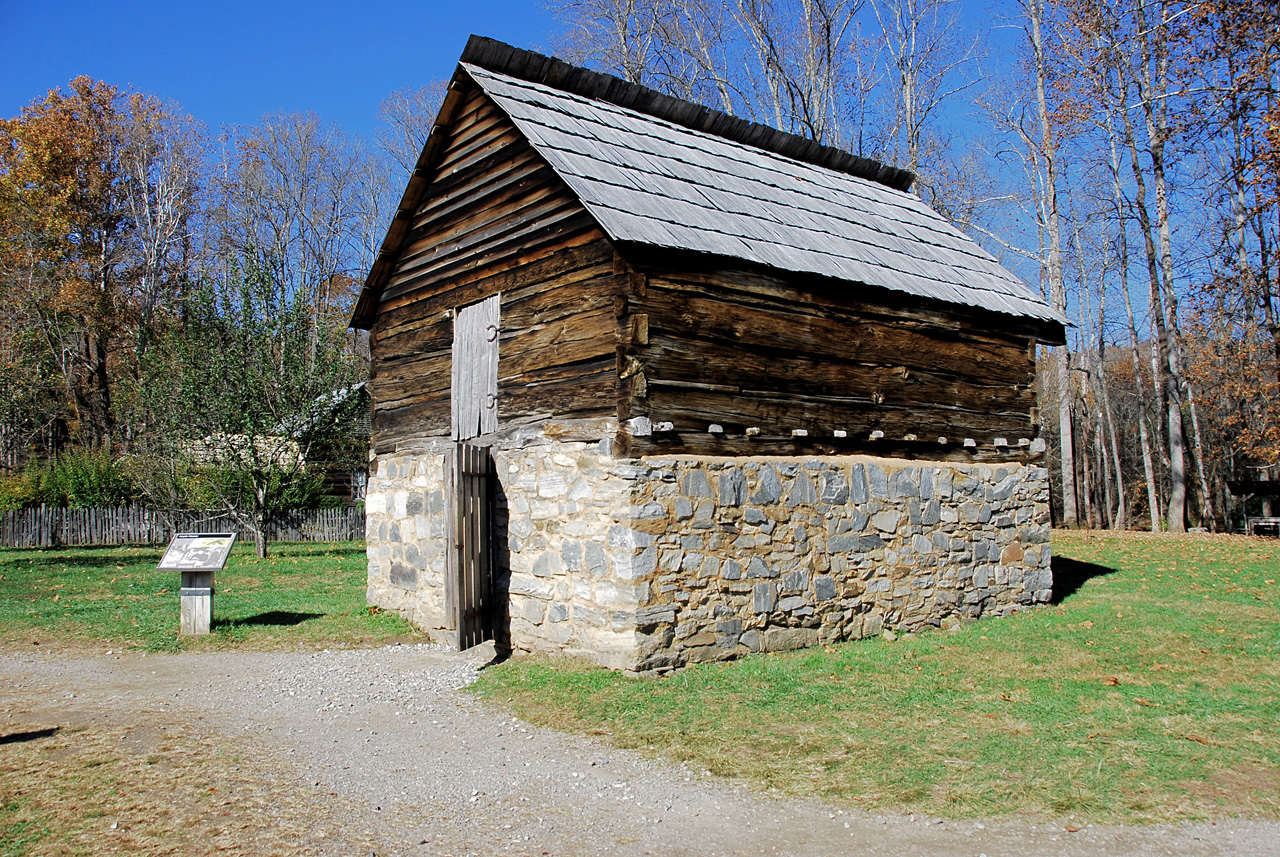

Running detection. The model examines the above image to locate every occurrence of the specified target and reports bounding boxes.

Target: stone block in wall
[786,474,818,506]
[778,596,811,614]
[764,627,819,652]
[750,466,783,504]
[636,604,677,627]
[509,574,556,599]
[753,582,777,613]
[515,597,547,624]
[719,468,747,505]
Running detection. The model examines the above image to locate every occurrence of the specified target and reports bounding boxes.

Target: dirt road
[3,645,1276,856]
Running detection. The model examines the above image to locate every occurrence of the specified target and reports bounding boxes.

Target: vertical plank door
[451,294,499,441]
[446,441,494,650]
[446,294,499,649]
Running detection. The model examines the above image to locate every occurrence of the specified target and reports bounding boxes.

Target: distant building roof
[356,36,1065,338]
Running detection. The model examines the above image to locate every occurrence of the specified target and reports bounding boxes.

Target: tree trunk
[1094,280,1126,530]
[1080,400,1096,529]
[254,484,269,559]
[1114,57,1180,531]
[1186,386,1215,529]
[1099,413,1113,529]
[1138,0,1188,532]
[1110,125,1161,529]
[1026,0,1077,527]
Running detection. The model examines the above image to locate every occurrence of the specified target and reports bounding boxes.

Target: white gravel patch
[235,643,481,715]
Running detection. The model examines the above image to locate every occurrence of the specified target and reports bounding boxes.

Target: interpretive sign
[159,533,236,570]
[159,533,236,636]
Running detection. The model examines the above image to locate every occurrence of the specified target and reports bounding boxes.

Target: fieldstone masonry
[364,450,450,632]
[366,440,1051,672]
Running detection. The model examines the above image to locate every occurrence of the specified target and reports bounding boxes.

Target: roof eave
[610,240,1068,345]
[350,70,476,330]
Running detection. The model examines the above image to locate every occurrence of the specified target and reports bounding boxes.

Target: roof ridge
[460,35,916,193]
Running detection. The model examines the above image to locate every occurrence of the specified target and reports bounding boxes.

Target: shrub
[0,449,137,509]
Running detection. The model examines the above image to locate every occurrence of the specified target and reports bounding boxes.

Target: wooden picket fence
[0,505,365,548]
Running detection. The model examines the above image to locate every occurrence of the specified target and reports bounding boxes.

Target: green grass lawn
[0,541,421,652]
[474,532,1280,823]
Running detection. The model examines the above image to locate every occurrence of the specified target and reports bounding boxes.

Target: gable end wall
[368,86,620,454]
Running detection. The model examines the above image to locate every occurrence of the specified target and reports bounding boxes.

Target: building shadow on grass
[212,611,323,629]
[17,552,152,571]
[1051,556,1117,605]
[0,726,60,745]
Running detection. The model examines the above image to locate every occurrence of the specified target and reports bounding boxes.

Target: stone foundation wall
[618,456,1051,672]
[494,440,643,668]
[364,446,450,633]
[365,440,1051,672]
[365,437,646,668]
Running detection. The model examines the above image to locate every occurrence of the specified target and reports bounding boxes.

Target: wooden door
[446,295,499,650]
[451,294,499,440]
[446,441,493,650]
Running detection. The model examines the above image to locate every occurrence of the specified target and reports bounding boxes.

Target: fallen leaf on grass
[1184,734,1211,745]
[1079,620,1094,629]
[1133,698,1157,707]
[1000,693,1013,701]
[1102,677,1120,686]
[1065,823,1083,832]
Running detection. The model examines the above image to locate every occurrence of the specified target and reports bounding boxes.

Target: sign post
[158,533,237,636]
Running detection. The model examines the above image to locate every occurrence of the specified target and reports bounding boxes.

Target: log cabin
[353,36,1067,671]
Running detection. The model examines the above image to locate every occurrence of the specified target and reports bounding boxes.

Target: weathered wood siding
[369,85,619,453]
[615,262,1039,459]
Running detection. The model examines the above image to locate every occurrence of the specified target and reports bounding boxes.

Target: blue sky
[0,0,559,136]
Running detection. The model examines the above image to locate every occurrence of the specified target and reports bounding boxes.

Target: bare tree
[376,82,448,177]
[732,0,864,146]
[1020,0,1078,526]
[1106,112,1163,530]
[867,0,982,192]
[213,113,373,366]
[120,94,205,365]
[549,0,868,147]
[552,0,673,86]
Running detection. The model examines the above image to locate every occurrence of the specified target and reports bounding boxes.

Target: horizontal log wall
[616,263,1040,461]
[370,84,619,453]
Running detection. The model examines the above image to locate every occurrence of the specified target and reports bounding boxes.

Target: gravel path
[3,645,1278,857]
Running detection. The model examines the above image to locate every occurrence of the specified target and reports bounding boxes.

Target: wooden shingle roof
[355,36,1065,339]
